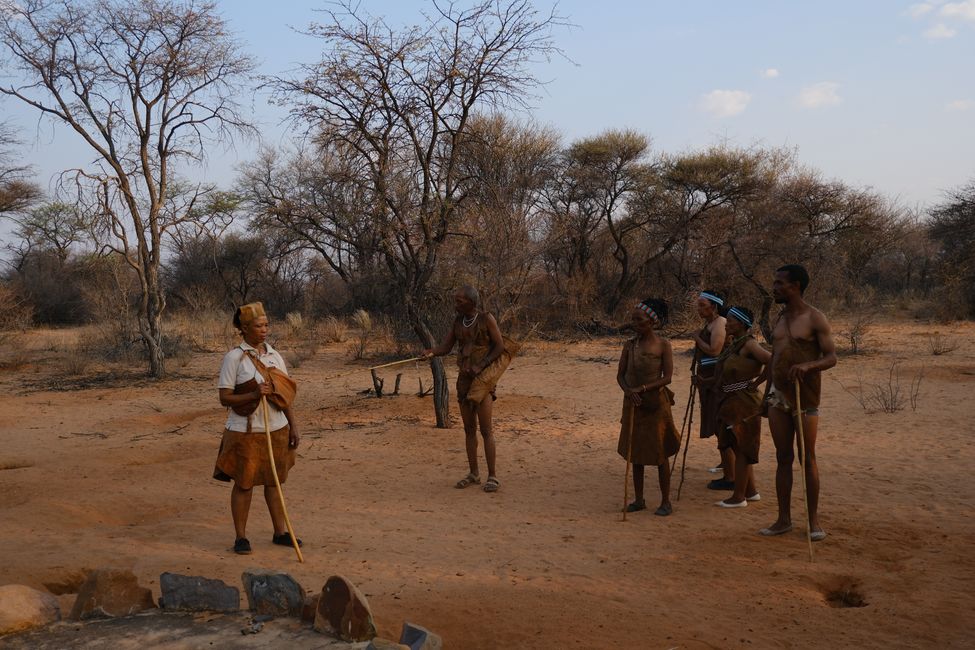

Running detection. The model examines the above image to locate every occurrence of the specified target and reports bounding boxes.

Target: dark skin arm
[617,340,673,405]
[789,310,838,381]
[693,317,726,357]
[744,338,772,390]
[423,321,458,358]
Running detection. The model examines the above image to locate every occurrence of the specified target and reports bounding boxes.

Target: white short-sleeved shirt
[218,341,290,432]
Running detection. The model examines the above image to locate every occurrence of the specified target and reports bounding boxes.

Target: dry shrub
[0,347,31,371]
[61,348,92,376]
[79,321,141,363]
[839,289,876,355]
[318,316,349,343]
[167,311,235,353]
[927,332,959,356]
[285,311,306,337]
[285,340,318,369]
[0,284,33,331]
[346,309,397,360]
[837,360,923,414]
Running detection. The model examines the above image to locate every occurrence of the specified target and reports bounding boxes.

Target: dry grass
[927,332,959,356]
[318,316,349,343]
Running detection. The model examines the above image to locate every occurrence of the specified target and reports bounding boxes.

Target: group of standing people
[615,264,836,542]
[211,265,835,555]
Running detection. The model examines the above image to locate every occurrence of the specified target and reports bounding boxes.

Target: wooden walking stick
[621,402,635,522]
[261,396,304,563]
[793,379,814,563]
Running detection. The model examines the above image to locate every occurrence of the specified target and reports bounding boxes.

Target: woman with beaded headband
[692,289,734,490]
[705,305,771,508]
[213,302,302,555]
[616,298,680,516]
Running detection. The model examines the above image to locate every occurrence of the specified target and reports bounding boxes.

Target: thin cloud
[760,68,780,79]
[907,2,936,18]
[798,82,842,109]
[940,1,975,20]
[923,22,958,38]
[946,99,975,111]
[700,90,751,117]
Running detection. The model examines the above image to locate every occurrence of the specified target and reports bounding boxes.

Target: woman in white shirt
[212,302,300,555]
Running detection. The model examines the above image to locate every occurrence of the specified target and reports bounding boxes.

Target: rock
[313,575,377,642]
[0,584,61,635]
[240,570,303,617]
[399,622,443,650]
[69,568,155,620]
[301,592,320,623]
[159,573,239,613]
[367,638,411,650]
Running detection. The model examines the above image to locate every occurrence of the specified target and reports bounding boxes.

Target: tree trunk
[143,268,167,379]
[407,299,450,428]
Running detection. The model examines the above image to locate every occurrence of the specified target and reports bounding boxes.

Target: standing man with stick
[759,265,836,542]
[214,302,302,555]
[423,286,514,493]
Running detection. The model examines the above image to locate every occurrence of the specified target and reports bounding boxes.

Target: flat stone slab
[0,610,381,649]
[241,570,304,617]
[69,568,155,620]
[159,573,240,613]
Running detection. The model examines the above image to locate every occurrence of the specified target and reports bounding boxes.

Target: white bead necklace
[462,312,479,328]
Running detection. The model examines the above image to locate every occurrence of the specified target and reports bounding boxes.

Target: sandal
[624,500,647,513]
[483,477,501,493]
[455,473,481,489]
[654,503,673,517]
[272,532,303,547]
[233,538,252,555]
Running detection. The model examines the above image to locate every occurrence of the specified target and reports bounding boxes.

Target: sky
[2,0,974,211]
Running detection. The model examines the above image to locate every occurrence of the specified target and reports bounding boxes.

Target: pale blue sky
[3,0,973,209]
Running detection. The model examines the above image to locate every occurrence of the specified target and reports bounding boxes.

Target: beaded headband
[727,306,753,328]
[699,291,724,307]
[635,302,660,324]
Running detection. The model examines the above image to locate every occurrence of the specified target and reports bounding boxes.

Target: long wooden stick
[622,402,635,521]
[261,397,304,563]
[794,379,814,563]
[676,382,696,500]
[320,356,429,383]
[368,356,426,371]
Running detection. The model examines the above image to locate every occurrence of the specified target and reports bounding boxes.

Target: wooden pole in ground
[261,396,303,563]
[794,379,814,563]
[622,402,635,522]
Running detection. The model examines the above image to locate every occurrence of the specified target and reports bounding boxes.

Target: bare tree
[271,0,565,426]
[0,0,255,376]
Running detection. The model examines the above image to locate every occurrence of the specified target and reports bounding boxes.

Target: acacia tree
[452,114,558,323]
[0,0,255,376]
[929,179,975,316]
[271,0,564,426]
[0,122,41,215]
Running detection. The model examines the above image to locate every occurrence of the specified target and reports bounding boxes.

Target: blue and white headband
[728,306,753,328]
[700,291,724,307]
[635,302,660,323]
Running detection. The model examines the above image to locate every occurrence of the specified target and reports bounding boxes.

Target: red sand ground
[1,321,973,648]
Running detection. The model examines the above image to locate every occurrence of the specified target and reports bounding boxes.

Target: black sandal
[272,532,303,547]
[234,538,252,554]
